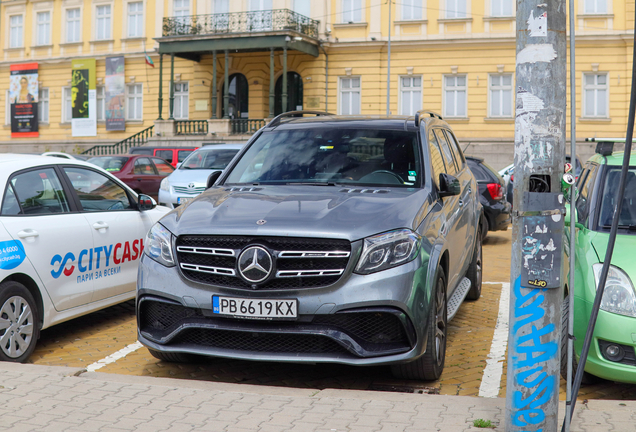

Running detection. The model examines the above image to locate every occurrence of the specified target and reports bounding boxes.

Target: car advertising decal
[0,240,26,270]
[50,239,144,283]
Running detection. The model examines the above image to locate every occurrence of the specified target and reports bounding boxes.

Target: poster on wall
[71,59,97,137]
[105,56,125,131]
[9,63,39,138]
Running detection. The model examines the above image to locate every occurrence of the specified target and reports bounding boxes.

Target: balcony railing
[176,120,208,135]
[163,9,320,39]
[230,119,266,135]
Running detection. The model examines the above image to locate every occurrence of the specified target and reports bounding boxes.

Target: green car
[564,146,636,383]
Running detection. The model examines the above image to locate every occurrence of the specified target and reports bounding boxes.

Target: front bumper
[485,200,512,232]
[158,187,203,209]
[136,249,432,366]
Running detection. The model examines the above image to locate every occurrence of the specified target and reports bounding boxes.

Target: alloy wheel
[0,296,34,358]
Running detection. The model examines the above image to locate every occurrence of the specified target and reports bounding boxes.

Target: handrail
[266,110,334,128]
[81,125,154,156]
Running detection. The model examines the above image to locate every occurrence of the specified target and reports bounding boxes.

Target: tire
[480,215,489,241]
[560,294,599,384]
[391,268,447,381]
[0,281,40,363]
[465,230,483,301]
[148,348,196,363]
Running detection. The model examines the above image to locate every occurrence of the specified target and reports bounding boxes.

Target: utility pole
[386,0,391,116]
[505,0,566,431]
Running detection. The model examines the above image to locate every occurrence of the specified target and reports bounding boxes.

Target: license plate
[212,296,297,319]
[177,197,193,205]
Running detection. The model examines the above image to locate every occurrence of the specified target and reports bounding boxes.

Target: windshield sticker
[0,240,26,270]
[408,175,416,181]
[409,171,417,176]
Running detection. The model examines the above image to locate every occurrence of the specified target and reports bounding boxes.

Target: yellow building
[0,0,633,167]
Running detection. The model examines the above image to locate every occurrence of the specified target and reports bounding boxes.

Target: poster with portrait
[71,59,97,137]
[9,63,39,138]
[105,56,125,131]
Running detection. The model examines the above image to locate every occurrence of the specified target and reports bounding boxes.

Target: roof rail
[266,110,335,128]
[414,110,443,126]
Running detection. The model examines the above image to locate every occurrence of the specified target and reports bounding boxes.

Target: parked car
[137,112,482,381]
[87,155,174,200]
[0,154,169,362]
[42,152,89,161]
[129,146,198,168]
[157,144,244,209]
[466,156,511,239]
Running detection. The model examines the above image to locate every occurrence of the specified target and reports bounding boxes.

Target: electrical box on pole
[505,0,566,430]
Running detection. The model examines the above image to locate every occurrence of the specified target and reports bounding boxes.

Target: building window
[63,87,73,122]
[127,2,144,37]
[444,75,467,118]
[66,8,81,43]
[491,0,512,16]
[446,0,467,18]
[96,4,112,40]
[9,15,24,48]
[212,0,230,14]
[96,86,105,121]
[342,0,362,23]
[174,0,190,16]
[126,84,143,120]
[584,0,607,14]
[401,0,422,20]
[489,74,513,117]
[174,82,189,119]
[583,73,608,118]
[340,77,361,115]
[39,88,49,123]
[293,0,311,17]
[36,11,51,46]
[400,76,422,116]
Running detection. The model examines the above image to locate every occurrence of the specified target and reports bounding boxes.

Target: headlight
[593,263,636,317]
[160,177,169,192]
[355,229,421,274]
[144,223,175,267]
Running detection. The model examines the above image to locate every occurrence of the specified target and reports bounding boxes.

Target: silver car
[157,144,243,209]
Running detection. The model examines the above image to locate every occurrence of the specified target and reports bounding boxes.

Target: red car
[86,154,174,199]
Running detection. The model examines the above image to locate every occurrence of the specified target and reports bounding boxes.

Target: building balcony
[162,9,320,39]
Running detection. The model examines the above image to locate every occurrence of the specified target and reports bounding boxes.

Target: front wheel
[465,230,483,301]
[0,281,40,363]
[560,294,600,384]
[391,268,447,381]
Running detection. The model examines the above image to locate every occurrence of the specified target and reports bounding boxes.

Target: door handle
[17,229,38,239]
[458,200,464,207]
[92,221,109,230]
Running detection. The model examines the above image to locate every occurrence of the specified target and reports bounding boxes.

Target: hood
[591,231,636,279]
[160,185,432,242]
[166,168,221,186]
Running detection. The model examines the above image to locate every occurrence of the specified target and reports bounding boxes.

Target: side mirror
[138,194,156,211]
[439,173,461,198]
[206,171,222,189]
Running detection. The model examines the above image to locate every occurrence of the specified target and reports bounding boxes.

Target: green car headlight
[355,229,421,275]
[144,223,175,267]
[593,264,636,318]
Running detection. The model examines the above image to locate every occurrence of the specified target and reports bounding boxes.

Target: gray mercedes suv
[137,111,482,380]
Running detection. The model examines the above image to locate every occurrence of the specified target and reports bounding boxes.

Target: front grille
[139,299,203,331]
[176,236,351,290]
[173,186,206,195]
[175,328,350,355]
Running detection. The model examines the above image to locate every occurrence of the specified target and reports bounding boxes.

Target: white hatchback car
[0,154,169,362]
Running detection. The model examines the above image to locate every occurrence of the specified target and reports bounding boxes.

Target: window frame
[60,165,137,213]
[35,10,52,46]
[401,0,423,20]
[38,88,50,124]
[173,82,190,120]
[341,0,363,23]
[445,0,467,19]
[338,76,362,115]
[65,7,82,43]
[443,74,468,118]
[126,1,145,38]
[488,73,514,118]
[126,83,144,121]
[582,72,609,119]
[490,0,513,17]
[583,0,607,14]
[62,87,73,123]
[2,166,75,217]
[9,14,24,49]
[398,75,423,116]
[173,0,190,16]
[96,86,106,122]
[95,3,113,41]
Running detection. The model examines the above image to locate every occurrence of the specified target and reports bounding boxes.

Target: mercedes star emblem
[256,219,267,225]
[188,183,196,189]
[238,246,272,283]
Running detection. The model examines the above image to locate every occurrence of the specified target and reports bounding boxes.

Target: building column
[212,51,217,119]
[282,47,288,112]
[169,53,175,120]
[269,48,275,117]
[157,54,164,120]
[223,49,229,119]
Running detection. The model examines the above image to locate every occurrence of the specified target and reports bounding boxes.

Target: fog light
[605,344,625,362]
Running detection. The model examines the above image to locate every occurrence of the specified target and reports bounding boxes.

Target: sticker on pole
[0,240,26,270]
[527,10,547,37]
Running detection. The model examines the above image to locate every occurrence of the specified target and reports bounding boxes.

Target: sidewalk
[0,363,634,431]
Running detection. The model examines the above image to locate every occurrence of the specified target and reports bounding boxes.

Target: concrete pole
[386,0,391,116]
[212,51,217,119]
[269,48,275,117]
[157,54,163,120]
[505,0,566,431]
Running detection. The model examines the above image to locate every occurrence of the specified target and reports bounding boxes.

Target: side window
[155,150,173,164]
[178,150,193,162]
[63,167,133,212]
[434,129,458,175]
[444,130,466,167]
[576,163,598,224]
[1,184,21,215]
[428,129,447,189]
[134,157,156,175]
[7,168,70,215]
[151,157,174,176]
[467,162,491,181]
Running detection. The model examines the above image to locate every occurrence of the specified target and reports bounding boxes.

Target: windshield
[598,167,636,228]
[87,156,129,172]
[180,149,239,170]
[225,127,422,187]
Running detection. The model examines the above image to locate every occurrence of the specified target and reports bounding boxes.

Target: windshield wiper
[287,182,340,186]
[601,224,636,231]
